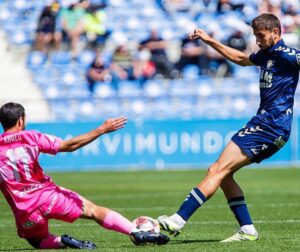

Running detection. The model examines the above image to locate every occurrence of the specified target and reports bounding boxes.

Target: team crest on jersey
[267,60,274,69]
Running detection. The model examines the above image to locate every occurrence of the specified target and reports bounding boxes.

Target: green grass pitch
[0,168,300,251]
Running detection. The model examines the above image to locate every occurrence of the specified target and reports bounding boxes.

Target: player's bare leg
[158,141,255,239]
[197,141,250,197]
[220,175,258,242]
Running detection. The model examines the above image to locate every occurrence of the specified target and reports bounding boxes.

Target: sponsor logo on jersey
[260,70,273,88]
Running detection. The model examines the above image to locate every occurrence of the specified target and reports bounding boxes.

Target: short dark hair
[0,102,25,130]
[252,13,281,35]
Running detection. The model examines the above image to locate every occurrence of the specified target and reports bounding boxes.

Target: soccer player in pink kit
[0,102,169,249]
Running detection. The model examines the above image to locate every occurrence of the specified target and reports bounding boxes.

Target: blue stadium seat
[144,80,168,98]
[50,51,72,66]
[26,51,47,70]
[94,82,117,98]
[119,98,147,118]
[9,29,32,45]
[118,80,142,98]
[94,98,121,118]
[62,71,78,86]
[76,50,96,68]
[182,65,200,80]
[170,79,195,96]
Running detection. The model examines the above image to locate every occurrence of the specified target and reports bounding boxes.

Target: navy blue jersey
[249,39,300,133]
[231,40,300,163]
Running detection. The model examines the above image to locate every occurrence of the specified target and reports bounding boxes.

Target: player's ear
[273,28,280,36]
[18,115,26,130]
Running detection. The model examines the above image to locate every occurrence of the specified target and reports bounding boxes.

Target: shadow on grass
[0,249,35,251]
[171,239,220,244]
[120,239,220,249]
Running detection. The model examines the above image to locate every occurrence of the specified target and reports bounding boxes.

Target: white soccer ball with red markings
[132,216,160,233]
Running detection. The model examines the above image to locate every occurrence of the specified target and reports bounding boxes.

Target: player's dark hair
[0,102,25,130]
[252,13,281,35]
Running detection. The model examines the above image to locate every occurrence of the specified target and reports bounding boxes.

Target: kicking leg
[220,175,258,242]
[80,197,169,245]
[158,141,251,236]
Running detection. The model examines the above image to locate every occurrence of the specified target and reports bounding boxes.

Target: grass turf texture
[0,168,299,251]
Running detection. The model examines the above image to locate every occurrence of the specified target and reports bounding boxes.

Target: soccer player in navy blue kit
[158,13,300,242]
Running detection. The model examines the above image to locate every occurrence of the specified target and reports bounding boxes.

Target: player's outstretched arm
[59,117,127,152]
[189,29,254,66]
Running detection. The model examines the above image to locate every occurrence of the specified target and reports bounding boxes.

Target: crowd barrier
[28,118,299,171]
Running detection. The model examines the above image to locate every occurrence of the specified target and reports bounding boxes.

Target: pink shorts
[15,186,83,240]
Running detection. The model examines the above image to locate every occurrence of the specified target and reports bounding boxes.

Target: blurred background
[0,0,300,170]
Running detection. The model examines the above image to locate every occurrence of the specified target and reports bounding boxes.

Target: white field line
[0,219,300,228]
[86,192,189,200]
[0,202,300,216]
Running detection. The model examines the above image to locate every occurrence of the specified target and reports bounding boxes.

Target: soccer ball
[132,216,160,233]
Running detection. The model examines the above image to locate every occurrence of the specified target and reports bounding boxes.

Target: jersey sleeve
[285,50,300,70]
[249,50,263,66]
[32,131,62,155]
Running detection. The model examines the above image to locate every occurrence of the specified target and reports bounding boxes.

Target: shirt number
[5,147,31,182]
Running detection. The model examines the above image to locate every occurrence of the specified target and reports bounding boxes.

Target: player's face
[253,29,276,50]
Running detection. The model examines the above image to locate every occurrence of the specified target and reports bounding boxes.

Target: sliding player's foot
[220,231,259,243]
[61,234,97,249]
[130,230,169,246]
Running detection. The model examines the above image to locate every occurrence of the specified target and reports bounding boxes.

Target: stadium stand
[0,0,300,121]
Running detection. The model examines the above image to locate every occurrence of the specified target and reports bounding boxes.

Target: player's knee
[207,161,231,176]
[207,162,221,175]
[85,203,98,219]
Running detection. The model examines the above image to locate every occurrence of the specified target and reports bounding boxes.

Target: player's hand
[101,117,128,133]
[189,29,211,42]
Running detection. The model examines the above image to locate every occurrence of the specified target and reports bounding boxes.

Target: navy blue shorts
[231,115,290,163]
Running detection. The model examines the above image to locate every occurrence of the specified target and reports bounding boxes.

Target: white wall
[0,30,51,122]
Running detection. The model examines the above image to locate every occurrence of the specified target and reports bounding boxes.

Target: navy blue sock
[177,188,207,221]
[228,196,253,226]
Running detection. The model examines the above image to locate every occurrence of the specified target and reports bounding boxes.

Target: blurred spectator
[35,1,62,52]
[226,30,247,52]
[84,4,110,49]
[216,0,234,13]
[160,0,203,19]
[176,33,208,73]
[259,0,281,18]
[61,1,87,57]
[110,45,139,82]
[199,0,218,13]
[216,0,244,14]
[134,49,156,84]
[206,32,233,76]
[161,0,193,13]
[86,54,111,93]
[139,29,174,78]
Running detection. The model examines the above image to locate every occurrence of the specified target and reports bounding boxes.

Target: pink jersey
[0,130,62,214]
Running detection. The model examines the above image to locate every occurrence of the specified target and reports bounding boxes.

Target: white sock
[169,213,186,228]
[240,224,257,235]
